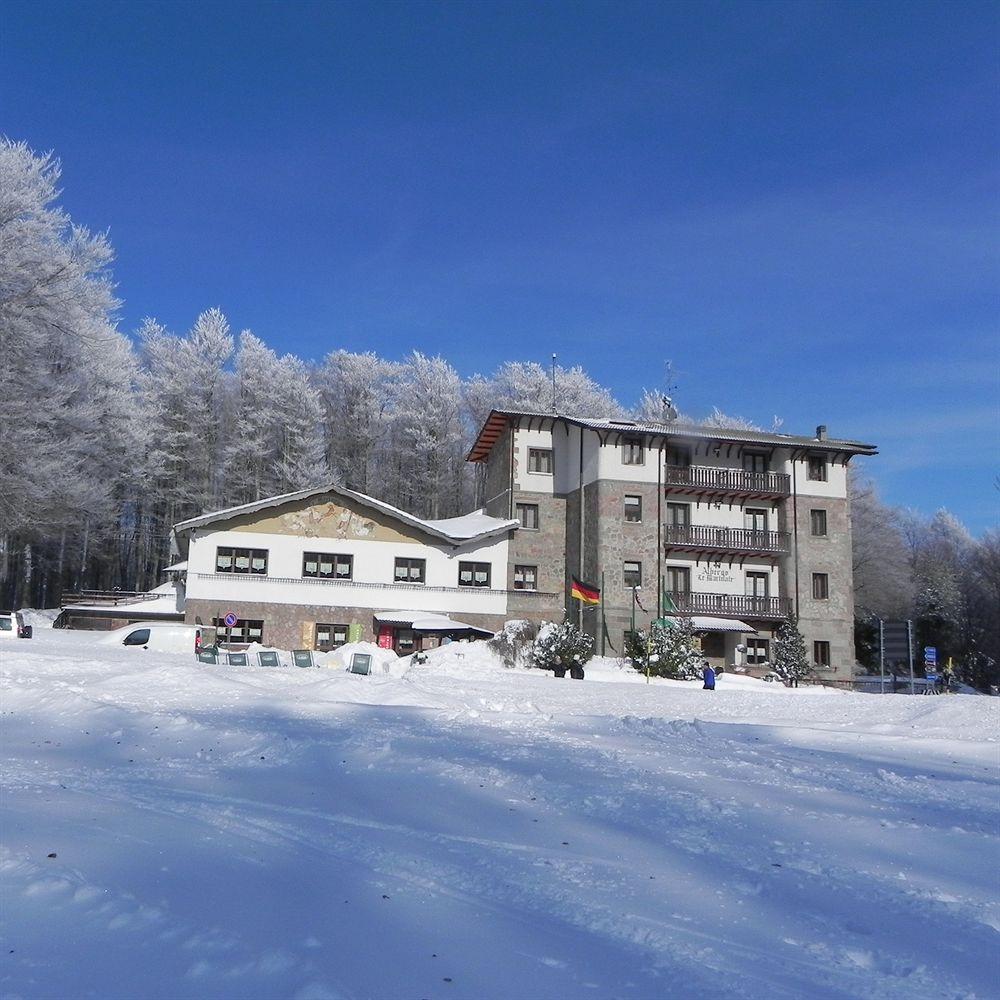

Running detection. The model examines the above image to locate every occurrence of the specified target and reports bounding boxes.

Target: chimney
[816,425,828,440]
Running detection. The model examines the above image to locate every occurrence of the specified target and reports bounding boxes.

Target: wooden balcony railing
[664,523,790,555]
[664,591,792,619]
[664,465,791,497]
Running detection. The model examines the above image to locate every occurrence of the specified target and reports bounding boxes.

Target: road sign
[882,621,912,663]
[924,646,937,665]
[223,612,238,628]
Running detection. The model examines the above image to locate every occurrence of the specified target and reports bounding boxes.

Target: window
[123,628,150,646]
[746,638,769,664]
[302,552,353,580]
[622,438,645,465]
[394,557,426,584]
[810,509,828,536]
[459,561,491,587]
[812,573,829,599]
[807,455,827,481]
[516,503,539,529]
[212,618,264,644]
[665,565,690,594]
[666,502,690,527]
[528,448,553,474]
[315,623,349,650]
[814,640,831,668]
[744,508,768,532]
[743,452,767,473]
[513,565,537,591]
[665,444,692,467]
[624,495,642,522]
[216,546,268,575]
[746,571,769,597]
[624,560,642,588]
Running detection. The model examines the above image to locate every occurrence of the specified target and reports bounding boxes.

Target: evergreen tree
[772,614,810,685]
[530,621,594,674]
[623,618,703,679]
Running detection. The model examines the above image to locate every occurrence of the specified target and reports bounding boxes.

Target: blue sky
[3,1,997,532]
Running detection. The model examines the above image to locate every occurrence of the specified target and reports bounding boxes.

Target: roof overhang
[375,611,494,636]
[668,616,757,633]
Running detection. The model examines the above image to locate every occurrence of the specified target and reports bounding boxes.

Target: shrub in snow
[623,617,702,680]
[772,614,811,685]
[487,619,539,669]
[530,621,594,675]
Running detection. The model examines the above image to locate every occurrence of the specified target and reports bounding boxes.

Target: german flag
[571,577,601,604]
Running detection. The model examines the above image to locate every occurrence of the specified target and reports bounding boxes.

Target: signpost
[223,611,237,648]
[924,646,937,667]
[881,620,915,694]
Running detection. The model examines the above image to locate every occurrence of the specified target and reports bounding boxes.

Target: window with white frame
[527,448,553,474]
[623,560,642,588]
[515,503,539,529]
[807,455,828,481]
[624,495,642,522]
[622,438,645,465]
[212,617,264,644]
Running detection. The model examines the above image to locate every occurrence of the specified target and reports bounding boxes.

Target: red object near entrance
[377,625,394,649]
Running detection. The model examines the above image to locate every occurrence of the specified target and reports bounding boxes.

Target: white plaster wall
[513,426,556,494]
[790,456,848,499]
[186,528,511,616]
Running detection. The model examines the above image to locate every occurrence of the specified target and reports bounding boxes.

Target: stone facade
[184,597,508,651]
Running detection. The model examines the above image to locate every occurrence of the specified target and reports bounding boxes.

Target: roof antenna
[551,353,557,413]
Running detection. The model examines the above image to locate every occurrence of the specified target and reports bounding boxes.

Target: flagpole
[600,571,606,657]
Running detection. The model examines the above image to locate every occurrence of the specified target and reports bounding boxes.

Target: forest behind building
[1,139,996,686]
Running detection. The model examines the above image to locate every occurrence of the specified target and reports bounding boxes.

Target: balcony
[664,523,790,557]
[664,591,792,620]
[663,464,790,499]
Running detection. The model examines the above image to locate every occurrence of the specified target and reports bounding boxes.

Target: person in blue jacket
[702,661,716,690]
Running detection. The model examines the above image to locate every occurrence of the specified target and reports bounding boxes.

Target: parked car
[98,622,202,654]
[0,611,30,638]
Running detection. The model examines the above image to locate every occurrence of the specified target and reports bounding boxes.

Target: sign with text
[924,646,937,665]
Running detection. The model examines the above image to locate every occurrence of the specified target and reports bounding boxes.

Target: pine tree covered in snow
[623,618,703,679]
[530,621,594,675]
[772,614,811,685]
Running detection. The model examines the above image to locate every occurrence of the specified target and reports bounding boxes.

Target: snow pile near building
[16,607,60,629]
[2,629,997,1000]
[319,640,399,674]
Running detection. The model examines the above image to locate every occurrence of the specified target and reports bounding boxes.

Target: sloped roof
[173,483,519,546]
[467,408,878,462]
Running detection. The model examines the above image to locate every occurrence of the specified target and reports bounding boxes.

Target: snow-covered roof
[162,561,187,573]
[375,611,494,635]
[468,408,878,462]
[685,616,757,633]
[173,484,519,547]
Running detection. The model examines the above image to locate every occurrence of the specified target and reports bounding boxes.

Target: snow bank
[2,629,997,1000]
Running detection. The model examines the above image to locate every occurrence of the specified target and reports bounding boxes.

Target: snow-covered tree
[772,614,811,685]
[623,617,703,679]
[530,621,594,675]
[315,350,398,495]
[487,619,539,668]
[0,139,140,605]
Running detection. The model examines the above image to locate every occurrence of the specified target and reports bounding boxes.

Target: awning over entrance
[688,616,756,633]
[375,611,494,636]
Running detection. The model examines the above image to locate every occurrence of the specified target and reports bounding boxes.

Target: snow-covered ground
[2,631,998,1000]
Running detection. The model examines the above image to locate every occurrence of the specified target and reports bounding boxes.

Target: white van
[99,621,202,654]
[0,611,28,639]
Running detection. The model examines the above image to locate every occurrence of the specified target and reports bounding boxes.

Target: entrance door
[394,628,419,655]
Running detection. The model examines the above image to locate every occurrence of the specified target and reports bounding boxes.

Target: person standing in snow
[702,661,716,690]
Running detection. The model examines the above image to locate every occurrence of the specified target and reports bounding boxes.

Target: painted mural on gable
[229,494,422,543]
[279,502,376,539]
